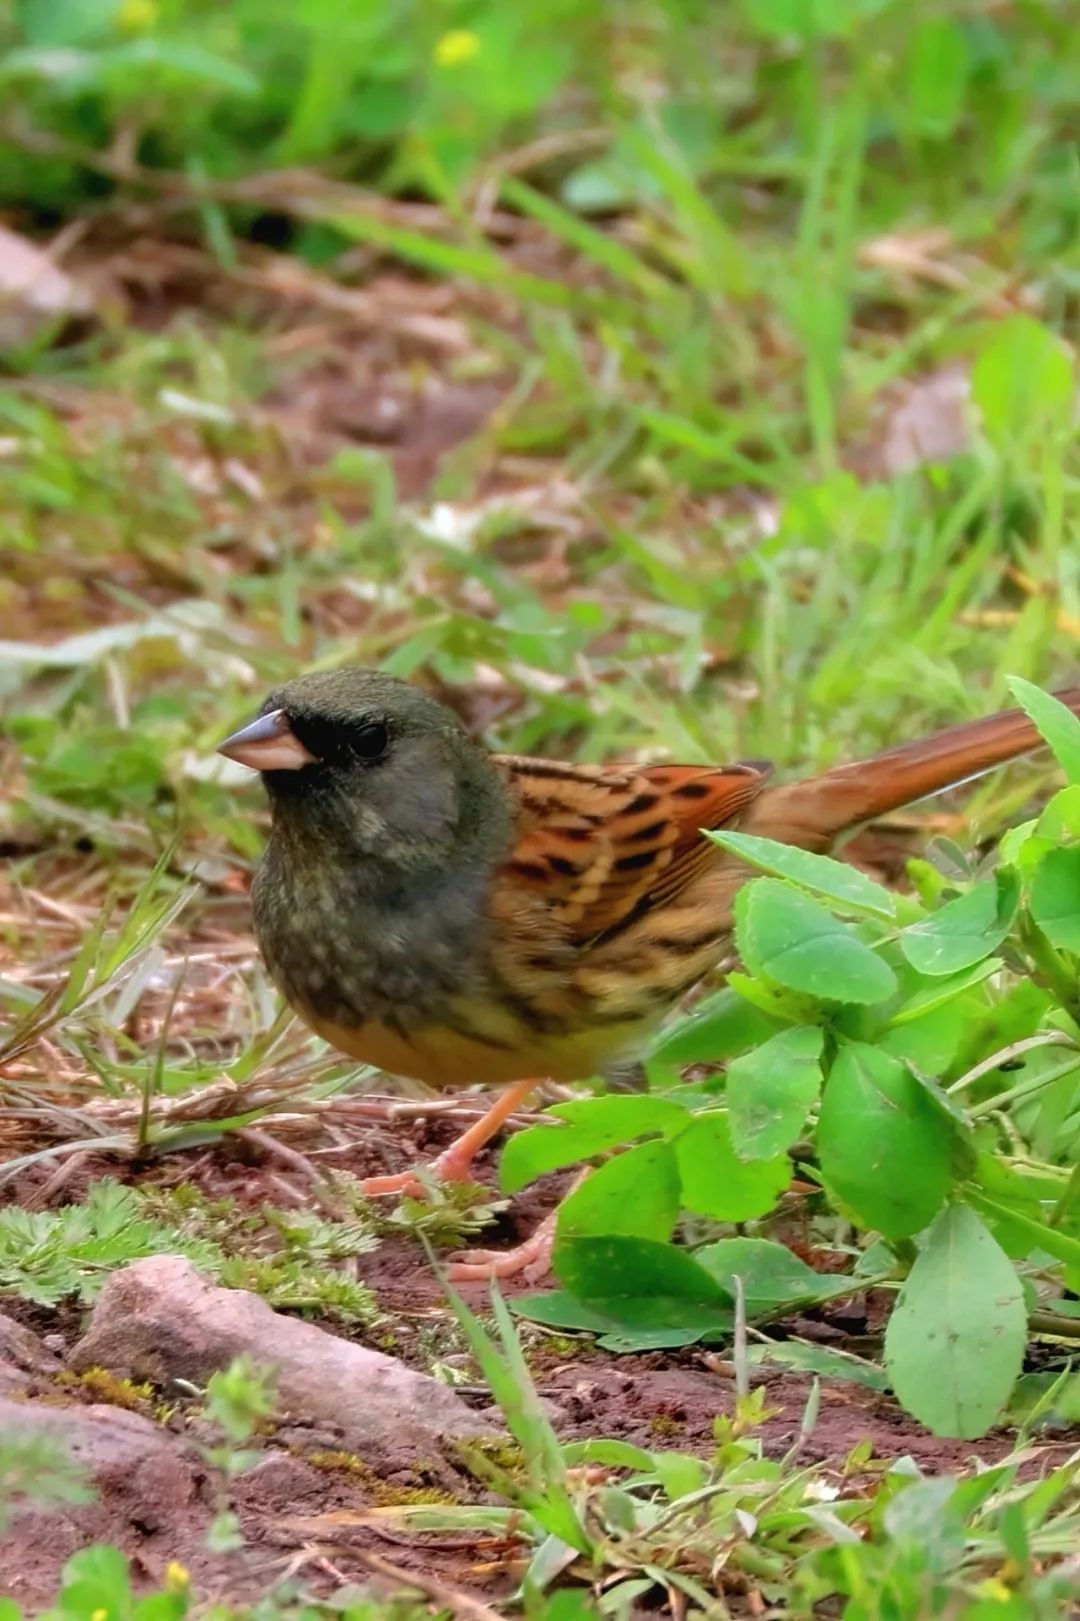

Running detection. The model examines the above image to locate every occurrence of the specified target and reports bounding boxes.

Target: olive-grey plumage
[244,668,518,1046]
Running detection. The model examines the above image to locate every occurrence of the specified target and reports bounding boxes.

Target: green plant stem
[1020,919,1080,1021]
[1028,1311,1080,1340]
[967,1055,1080,1119]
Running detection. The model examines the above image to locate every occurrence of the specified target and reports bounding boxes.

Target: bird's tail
[745,688,1080,849]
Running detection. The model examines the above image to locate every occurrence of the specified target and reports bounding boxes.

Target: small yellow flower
[434,29,480,67]
[164,1562,190,1593]
[116,0,159,31]
[91,1611,109,1621]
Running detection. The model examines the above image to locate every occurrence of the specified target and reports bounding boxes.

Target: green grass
[5,0,1080,1615]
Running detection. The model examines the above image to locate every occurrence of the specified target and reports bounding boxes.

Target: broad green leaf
[708,829,896,919]
[648,988,782,1066]
[499,1096,688,1194]
[1028,846,1080,954]
[887,957,1001,1024]
[1036,784,1080,840]
[883,1476,966,1559]
[747,1340,889,1391]
[725,970,816,1023]
[555,1235,730,1307]
[511,1290,635,1336]
[1007,677,1080,785]
[998,817,1040,869]
[973,321,1074,447]
[880,999,967,1073]
[817,1042,953,1238]
[696,1237,856,1316]
[131,1593,188,1621]
[513,1284,724,1352]
[541,1236,734,1349]
[736,879,897,1004]
[885,1204,1025,1438]
[967,1190,1080,1270]
[555,1141,680,1243]
[899,872,1018,977]
[674,1111,790,1220]
[56,1545,133,1618]
[726,1025,824,1159]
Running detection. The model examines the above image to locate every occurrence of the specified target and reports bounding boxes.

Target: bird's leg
[446,1168,591,1284]
[358,1078,537,1196]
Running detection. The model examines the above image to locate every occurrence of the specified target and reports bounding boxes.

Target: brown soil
[4,1115,1064,1615]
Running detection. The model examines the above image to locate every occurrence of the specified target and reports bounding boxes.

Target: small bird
[218,669,1080,1279]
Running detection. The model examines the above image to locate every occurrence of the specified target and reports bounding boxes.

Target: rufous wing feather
[499,756,771,939]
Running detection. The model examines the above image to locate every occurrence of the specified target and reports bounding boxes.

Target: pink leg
[446,1168,592,1284]
[447,1210,558,1283]
[358,1079,536,1197]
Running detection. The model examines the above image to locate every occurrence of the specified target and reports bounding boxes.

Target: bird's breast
[296,1000,649,1089]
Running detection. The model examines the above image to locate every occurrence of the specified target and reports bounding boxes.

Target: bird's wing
[496,755,772,940]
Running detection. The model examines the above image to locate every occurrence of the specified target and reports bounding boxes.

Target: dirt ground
[3,1114,1060,1613]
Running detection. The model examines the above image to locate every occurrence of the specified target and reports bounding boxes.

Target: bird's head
[217,667,509,868]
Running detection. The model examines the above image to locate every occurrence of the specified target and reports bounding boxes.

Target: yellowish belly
[300,1004,648,1089]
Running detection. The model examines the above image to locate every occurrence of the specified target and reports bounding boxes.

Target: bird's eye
[351,721,389,760]
[286,713,390,766]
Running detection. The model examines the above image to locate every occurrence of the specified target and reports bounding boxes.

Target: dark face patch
[286,710,391,771]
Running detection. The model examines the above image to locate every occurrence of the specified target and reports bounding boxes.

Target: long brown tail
[745,688,1080,850]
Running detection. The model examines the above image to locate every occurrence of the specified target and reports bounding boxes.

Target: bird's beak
[216,709,317,772]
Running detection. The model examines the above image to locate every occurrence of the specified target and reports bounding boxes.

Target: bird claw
[446,1219,555,1284]
[357,1168,427,1197]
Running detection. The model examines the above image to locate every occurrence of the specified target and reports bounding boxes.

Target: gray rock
[0,1311,63,1376]
[72,1256,490,1465]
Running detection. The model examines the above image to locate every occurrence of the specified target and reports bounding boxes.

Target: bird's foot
[357,1139,488,1198]
[446,1213,556,1284]
[357,1167,427,1197]
[357,1079,538,1198]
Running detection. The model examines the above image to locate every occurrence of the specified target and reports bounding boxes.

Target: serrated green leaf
[674,1111,790,1220]
[736,879,897,1004]
[899,872,1018,977]
[499,1096,688,1195]
[1007,677,1080,785]
[695,1236,855,1316]
[555,1140,680,1243]
[708,829,896,919]
[1029,846,1080,953]
[817,1042,953,1238]
[541,1235,734,1349]
[885,1204,1025,1438]
[726,1025,824,1159]
[879,999,966,1072]
[648,987,782,1066]
[887,957,1001,1024]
